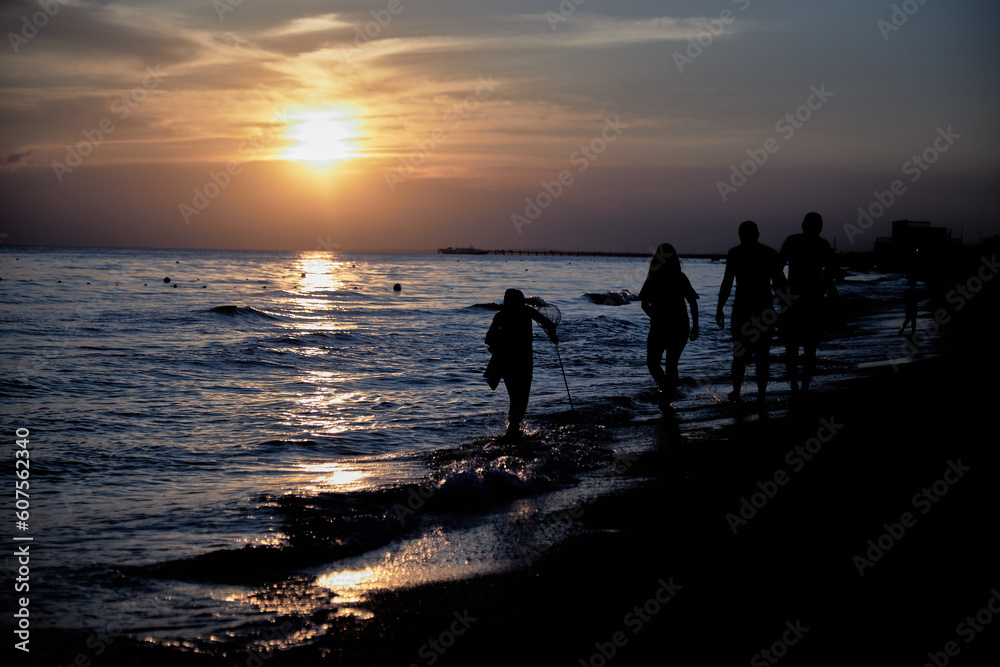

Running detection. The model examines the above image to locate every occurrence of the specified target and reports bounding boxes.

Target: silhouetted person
[779,212,835,394]
[716,221,787,404]
[639,243,699,395]
[899,276,919,336]
[484,288,558,439]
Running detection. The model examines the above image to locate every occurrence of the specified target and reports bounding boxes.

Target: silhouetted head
[503,288,525,309]
[802,212,823,236]
[649,243,681,277]
[738,221,759,244]
[908,276,917,287]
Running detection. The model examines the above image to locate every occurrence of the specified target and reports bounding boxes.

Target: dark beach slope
[301,272,1000,666]
[31,268,999,667]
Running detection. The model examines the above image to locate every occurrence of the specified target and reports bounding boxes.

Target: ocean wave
[584,290,640,306]
[267,331,359,347]
[207,305,282,320]
[138,422,618,585]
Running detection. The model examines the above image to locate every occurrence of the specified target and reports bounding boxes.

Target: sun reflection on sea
[296,461,370,493]
[297,254,344,293]
[287,254,351,324]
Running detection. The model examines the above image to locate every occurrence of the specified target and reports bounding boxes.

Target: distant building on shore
[874,220,956,271]
[977,234,1000,255]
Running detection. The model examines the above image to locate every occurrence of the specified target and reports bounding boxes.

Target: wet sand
[297,281,1000,666]
[33,277,1000,666]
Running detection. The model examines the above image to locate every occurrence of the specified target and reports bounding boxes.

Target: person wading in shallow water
[779,211,836,395]
[639,243,699,397]
[716,221,788,405]
[484,288,558,439]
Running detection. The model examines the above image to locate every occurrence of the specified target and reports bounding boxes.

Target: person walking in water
[716,221,787,404]
[639,243,699,396]
[484,288,558,439]
[898,276,919,336]
[779,212,835,395]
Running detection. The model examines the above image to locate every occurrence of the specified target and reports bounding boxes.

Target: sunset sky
[1,0,998,252]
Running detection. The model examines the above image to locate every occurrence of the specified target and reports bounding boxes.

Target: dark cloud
[2,0,200,65]
[3,149,33,165]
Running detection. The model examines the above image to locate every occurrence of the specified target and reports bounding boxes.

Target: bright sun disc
[281,109,362,165]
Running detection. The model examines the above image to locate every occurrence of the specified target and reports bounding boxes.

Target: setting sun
[281,108,363,165]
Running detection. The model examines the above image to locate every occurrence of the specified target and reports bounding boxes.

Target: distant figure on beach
[779,212,835,394]
[899,277,919,336]
[639,243,699,395]
[484,288,558,439]
[716,221,787,404]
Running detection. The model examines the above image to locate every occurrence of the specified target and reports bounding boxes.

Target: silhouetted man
[484,289,558,439]
[716,221,787,404]
[779,212,835,394]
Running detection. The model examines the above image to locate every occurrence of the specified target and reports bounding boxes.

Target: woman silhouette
[639,244,699,394]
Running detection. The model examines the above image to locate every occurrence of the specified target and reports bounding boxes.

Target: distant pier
[483,249,726,260]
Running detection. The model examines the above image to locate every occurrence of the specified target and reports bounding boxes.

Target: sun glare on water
[281,108,363,166]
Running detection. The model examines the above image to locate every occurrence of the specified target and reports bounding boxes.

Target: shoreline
[35,355,999,666]
[316,338,998,666]
[26,268,1000,666]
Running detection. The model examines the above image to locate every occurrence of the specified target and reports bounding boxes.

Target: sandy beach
[29,267,999,666]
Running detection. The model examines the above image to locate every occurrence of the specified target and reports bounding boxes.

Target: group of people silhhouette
[485,213,836,438]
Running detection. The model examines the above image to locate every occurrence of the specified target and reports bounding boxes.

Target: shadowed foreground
[31,284,1000,667]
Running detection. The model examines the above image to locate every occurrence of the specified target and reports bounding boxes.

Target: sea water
[0,246,921,652]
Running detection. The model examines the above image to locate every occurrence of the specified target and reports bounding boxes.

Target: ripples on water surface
[0,246,920,652]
